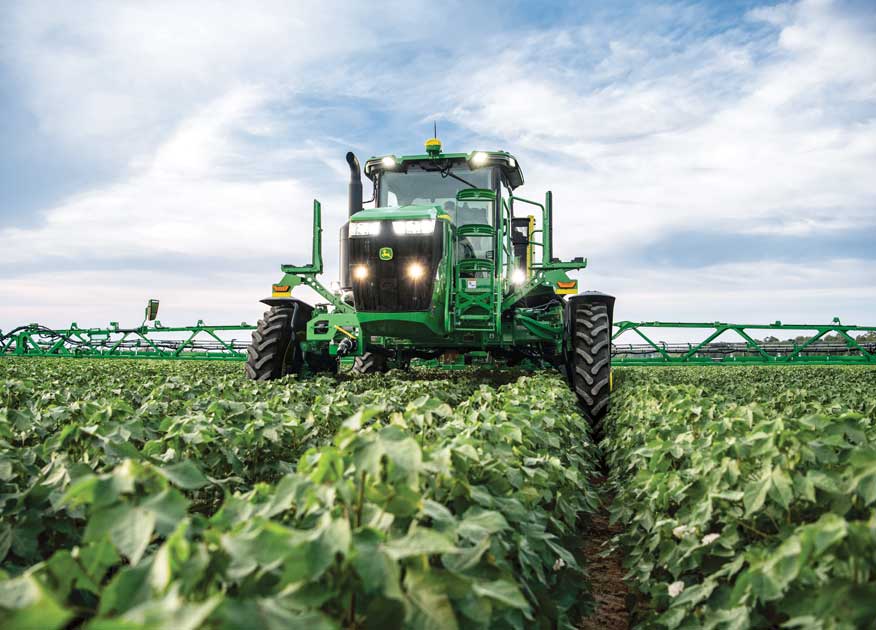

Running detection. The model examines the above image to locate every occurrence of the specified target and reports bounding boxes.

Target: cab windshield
[378,165,495,226]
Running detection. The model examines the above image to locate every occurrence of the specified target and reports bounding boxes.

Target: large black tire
[352,352,388,374]
[571,302,612,423]
[245,306,304,380]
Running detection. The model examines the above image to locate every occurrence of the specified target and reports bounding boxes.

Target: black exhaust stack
[346,152,362,218]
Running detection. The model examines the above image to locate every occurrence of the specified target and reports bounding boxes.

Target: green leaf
[0,574,73,630]
[421,500,457,532]
[46,549,100,596]
[457,508,508,542]
[279,517,351,584]
[404,570,460,630]
[743,474,771,515]
[802,513,848,556]
[379,428,422,485]
[141,489,189,536]
[383,528,457,560]
[351,529,402,599]
[807,470,840,494]
[98,563,152,617]
[215,597,337,630]
[158,461,209,490]
[87,590,222,630]
[471,579,531,611]
[769,466,793,509]
[79,538,122,584]
[110,506,156,565]
[0,524,11,563]
[443,537,490,573]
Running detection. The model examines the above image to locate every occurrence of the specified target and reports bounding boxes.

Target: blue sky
[1,0,874,335]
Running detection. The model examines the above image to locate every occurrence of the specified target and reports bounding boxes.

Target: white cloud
[438,0,876,259]
[0,268,282,332]
[598,258,876,342]
[0,86,350,267]
[3,2,378,160]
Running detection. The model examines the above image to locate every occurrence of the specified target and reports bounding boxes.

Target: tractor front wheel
[571,301,612,424]
[245,306,305,380]
[352,352,388,374]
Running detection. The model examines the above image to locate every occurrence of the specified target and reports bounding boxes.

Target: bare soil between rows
[579,476,630,630]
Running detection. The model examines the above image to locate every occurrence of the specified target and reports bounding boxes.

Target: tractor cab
[338,140,524,314]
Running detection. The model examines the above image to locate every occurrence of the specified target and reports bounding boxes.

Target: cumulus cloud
[1,0,874,331]
[437,0,876,258]
[0,86,349,267]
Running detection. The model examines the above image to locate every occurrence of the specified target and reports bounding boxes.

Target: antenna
[434,121,437,138]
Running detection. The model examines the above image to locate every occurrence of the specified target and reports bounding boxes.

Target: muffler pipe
[346,152,362,218]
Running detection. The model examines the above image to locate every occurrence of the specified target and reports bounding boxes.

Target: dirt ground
[579,478,631,630]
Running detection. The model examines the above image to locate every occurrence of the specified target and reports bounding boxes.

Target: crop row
[603,366,876,629]
[0,359,599,629]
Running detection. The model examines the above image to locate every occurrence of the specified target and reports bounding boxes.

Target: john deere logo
[379,247,393,261]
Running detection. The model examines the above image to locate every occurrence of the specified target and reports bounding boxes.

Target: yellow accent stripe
[437,214,451,220]
[334,325,356,340]
[272,291,291,297]
[555,288,578,295]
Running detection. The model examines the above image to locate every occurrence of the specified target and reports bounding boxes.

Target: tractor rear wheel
[352,352,388,374]
[571,302,612,424]
[245,306,304,380]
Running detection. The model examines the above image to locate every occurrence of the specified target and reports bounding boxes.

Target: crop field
[0,360,874,629]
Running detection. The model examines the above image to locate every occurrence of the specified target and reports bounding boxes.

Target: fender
[259,298,314,330]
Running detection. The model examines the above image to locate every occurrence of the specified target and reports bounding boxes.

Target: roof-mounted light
[381,156,397,168]
[471,151,489,167]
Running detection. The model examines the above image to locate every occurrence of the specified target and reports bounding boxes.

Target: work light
[471,152,489,167]
[511,269,526,285]
[392,219,435,236]
[353,265,369,280]
[381,156,397,168]
[350,221,381,237]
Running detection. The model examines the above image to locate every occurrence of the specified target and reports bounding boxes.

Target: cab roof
[363,150,524,189]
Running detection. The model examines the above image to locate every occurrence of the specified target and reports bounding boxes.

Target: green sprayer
[246,137,615,420]
[3,138,874,421]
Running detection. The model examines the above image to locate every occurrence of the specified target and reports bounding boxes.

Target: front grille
[349,222,442,312]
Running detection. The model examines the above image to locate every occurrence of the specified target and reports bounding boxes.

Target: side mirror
[145,299,160,321]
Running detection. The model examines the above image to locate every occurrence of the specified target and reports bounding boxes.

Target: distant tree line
[759,332,876,344]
